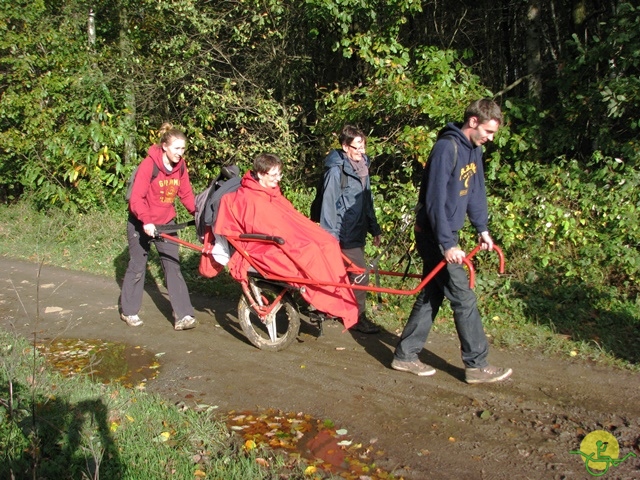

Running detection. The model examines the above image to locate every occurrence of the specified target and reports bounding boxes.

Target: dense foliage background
[1,0,639,362]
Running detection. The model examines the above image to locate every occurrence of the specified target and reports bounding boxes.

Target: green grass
[0,331,313,479]
[0,200,240,298]
[0,200,638,372]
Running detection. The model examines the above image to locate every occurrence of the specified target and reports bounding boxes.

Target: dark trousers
[394,230,489,368]
[342,246,368,320]
[120,216,194,320]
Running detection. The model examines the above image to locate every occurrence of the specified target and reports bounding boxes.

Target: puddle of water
[35,338,160,388]
[225,408,396,479]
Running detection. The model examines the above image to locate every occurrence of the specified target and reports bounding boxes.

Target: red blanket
[214,171,358,328]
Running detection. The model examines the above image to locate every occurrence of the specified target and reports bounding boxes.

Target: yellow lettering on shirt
[459,163,477,195]
[159,178,181,188]
[158,178,180,203]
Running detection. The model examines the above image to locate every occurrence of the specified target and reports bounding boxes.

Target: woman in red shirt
[120,123,197,331]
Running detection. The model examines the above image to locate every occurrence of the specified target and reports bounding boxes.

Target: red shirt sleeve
[178,163,196,215]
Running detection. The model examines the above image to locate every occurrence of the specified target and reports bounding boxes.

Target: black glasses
[348,143,365,151]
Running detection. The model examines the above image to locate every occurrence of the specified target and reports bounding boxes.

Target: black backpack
[415,137,458,214]
[309,164,348,223]
[194,165,241,242]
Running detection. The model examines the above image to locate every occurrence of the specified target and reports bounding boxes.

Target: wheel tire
[237,280,301,351]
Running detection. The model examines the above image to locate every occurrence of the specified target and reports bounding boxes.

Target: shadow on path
[1,380,125,479]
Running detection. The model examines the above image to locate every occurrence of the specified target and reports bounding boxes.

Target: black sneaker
[352,316,380,334]
[465,365,513,384]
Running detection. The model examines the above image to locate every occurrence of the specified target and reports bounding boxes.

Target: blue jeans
[394,230,489,369]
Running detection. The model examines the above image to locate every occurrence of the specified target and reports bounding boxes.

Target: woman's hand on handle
[143,223,157,237]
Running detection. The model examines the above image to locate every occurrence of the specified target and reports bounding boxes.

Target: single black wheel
[237,279,301,351]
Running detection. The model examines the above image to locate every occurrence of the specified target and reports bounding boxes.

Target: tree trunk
[526,0,542,99]
[119,6,137,165]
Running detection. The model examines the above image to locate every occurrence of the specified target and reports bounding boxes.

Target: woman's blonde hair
[157,122,187,145]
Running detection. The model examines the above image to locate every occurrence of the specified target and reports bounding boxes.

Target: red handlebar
[463,244,504,288]
[157,232,505,295]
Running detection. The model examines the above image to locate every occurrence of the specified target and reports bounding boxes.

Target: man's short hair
[464,99,503,125]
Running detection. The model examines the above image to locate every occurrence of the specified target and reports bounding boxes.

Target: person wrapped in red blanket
[214,153,359,329]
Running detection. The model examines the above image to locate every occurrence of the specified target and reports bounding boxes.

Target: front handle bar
[463,245,504,288]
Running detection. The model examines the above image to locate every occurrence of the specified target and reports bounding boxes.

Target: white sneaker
[174,315,197,331]
[120,313,143,327]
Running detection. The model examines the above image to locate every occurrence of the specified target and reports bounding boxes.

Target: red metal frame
[240,279,288,319]
[158,232,504,296]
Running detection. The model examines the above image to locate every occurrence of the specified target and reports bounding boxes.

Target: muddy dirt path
[1,257,639,479]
